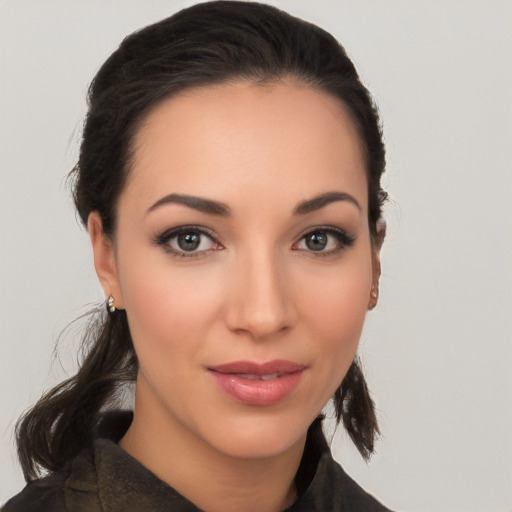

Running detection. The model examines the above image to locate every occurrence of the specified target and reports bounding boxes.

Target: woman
[4,2,391,510]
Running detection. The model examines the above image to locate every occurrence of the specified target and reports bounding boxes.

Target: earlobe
[87,212,124,310]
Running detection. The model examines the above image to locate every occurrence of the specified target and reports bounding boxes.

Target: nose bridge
[226,243,295,339]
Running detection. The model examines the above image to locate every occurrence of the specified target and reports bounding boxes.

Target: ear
[88,212,124,310]
[368,219,386,311]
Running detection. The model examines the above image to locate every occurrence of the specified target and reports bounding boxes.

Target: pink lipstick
[207,360,305,406]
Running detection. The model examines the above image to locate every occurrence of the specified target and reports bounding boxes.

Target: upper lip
[208,360,306,376]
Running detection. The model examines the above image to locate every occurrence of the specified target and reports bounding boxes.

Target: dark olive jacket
[3,412,393,512]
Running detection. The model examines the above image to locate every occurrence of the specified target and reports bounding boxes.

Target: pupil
[178,232,200,251]
[306,232,327,251]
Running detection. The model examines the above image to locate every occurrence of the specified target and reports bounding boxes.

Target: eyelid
[153,224,354,259]
[292,226,355,255]
[153,225,223,258]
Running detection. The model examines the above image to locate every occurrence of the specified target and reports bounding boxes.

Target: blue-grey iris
[305,232,327,251]
[178,232,201,251]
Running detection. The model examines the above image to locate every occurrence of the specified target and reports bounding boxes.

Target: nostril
[226,303,296,340]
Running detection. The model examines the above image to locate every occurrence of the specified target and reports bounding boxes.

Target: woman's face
[91,80,380,459]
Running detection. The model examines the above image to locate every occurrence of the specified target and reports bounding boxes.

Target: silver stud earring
[368,288,378,310]
[108,296,116,313]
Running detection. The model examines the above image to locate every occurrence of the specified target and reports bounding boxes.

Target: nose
[224,250,297,340]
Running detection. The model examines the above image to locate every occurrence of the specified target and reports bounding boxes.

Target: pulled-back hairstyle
[16,0,387,481]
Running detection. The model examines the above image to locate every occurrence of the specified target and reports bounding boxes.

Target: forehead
[124,80,368,214]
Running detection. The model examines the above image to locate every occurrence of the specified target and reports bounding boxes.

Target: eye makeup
[153,225,223,259]
[153,223,355,260]
[292,226,355,257]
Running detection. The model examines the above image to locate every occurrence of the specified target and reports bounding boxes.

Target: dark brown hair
[16,0,387,481]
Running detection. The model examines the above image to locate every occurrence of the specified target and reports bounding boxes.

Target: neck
[120,380,307,512]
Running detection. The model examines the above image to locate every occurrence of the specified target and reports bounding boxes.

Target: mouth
[234,372,285,381]
[207,360,306,406]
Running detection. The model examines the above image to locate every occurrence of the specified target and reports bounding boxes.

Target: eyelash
[153,225,355,259]
[293,227,355,257]
[154,226,221,259]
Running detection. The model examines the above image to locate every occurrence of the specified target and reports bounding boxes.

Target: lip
[207,360,306,406]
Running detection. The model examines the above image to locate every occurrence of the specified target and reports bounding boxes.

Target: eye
[154,226,222,258]
[294,228,355,255]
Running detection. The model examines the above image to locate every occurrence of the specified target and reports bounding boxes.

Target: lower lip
[209,370,304,406]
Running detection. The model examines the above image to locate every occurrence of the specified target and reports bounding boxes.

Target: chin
[203,411,313,460]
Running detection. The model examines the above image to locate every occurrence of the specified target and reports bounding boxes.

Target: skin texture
[88,80,382,512]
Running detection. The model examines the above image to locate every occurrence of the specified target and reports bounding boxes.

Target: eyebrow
[147,193,231,216]
[146,190,360,217]
[293,191,361,215]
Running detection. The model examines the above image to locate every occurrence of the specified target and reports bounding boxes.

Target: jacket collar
[91,411,329,512]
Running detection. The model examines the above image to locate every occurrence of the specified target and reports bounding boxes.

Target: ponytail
[16,305,137,481]
[333,358,380,460]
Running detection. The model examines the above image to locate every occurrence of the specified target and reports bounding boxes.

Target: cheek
[117,254,225,364]
[308,283,368,372]
[298,254,372,337]
[295,252,373,389]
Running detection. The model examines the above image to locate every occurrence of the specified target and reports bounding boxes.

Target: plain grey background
[1,1,511,510]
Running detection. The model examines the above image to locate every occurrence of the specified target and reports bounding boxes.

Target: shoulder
[330,462,393,512]
[293,420,394,512]
[2,472,69,512]
[2,448,101,512]
[298,454,393,512]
